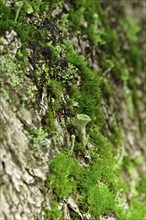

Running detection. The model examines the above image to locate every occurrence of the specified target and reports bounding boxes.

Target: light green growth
[70,134,75,154]
[76,114,91,128]
[48,153,82,199]
[49,0,62,10]
[57,63,78,85]
[28,127,48,148]
[0,55,23,87]
[124,90,134,119]
[14,1,24,21]
[121,67,129,85]
[47,145,125,218]
[72,114,91,147]
[86,183,115,217]
[14,0,50,20]
[58,13,69,31]
[0,88,12,104]
[44,202,62,220]
[126,198,146,220]
[24,1,34,14]
[121,17,140,43]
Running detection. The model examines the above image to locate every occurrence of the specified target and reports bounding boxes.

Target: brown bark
[0,96,51,220]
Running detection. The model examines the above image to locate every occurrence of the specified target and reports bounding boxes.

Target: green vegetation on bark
[0,0,145,219]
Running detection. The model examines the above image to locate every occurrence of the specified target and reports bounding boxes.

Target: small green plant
[14,1,33,21]
[64,41,102,123]
[47,80,63,111]
[28,127,48,148]
[121,67,129,85]
[69,6,85,30]
[121,17,140,43]
[124,89,134,120]
[48,153,82,199]
[49,0,62,10]
[86,13,105,45]
[57,63,78,86]
[126,198,146,220]
[42,110,56,133]
[87,183,115,217]
[0,1,15,33]
[58,13,69,31]
[44,202,62,220]
[14,0,48,20]
[14,1,23,22]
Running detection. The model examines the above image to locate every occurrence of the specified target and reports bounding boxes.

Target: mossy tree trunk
[0,0,145,220]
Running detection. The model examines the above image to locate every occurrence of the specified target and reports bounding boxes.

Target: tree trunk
[0,1,145,219]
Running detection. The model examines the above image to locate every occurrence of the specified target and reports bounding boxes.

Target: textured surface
[0,0,145,219]
[0,96,51,220]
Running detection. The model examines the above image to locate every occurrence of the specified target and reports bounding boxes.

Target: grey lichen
[73,114,91,148]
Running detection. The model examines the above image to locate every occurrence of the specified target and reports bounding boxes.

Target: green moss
[57,63,78,85]
[69,0,103,45]
[69,6,85,29]
[121,17,140,43]
[126,45,141,74]
[140,121,146,136]
[48,153,82,199]
[48,0,62,10]
[44,202,62,220]
[120,17,142,74]
[124,90,134,120]
[46,80,63,111]
[86,184,115,218]
[108,122,123,146]
[47,135,125,218]
[126,198,146,220]
[64,41,103,124]
[102,29,120,55]
[0,1,15,34]
[42,110,56,133]
[137,171,146,196]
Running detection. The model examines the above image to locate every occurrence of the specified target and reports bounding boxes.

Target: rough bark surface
[0,97,52,220]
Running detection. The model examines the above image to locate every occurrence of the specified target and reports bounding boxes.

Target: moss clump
[47,139,124,218]
[126,198,146,220]
[82,184,115,218]
[46,80,63,111]
[0,1,15,34]
[48,153,82,199]
[42,110,56,134]
[64,41,103,125]
[69,0,104,45]
[44,202,62,220]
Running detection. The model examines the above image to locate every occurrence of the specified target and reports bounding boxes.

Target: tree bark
[0,1,145,220]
